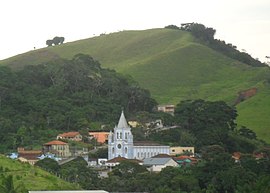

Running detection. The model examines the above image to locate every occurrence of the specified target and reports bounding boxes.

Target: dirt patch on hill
[234,87,258,105]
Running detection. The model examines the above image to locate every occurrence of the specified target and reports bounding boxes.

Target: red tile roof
[232,152,241,160]
[44,140,68,145]
[58,132,80,137]
[107,157,127,163]
[174,155,197,162]
[89,132,109,143]
[18,152,41,160]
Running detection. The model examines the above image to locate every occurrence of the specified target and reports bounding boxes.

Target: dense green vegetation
[148,100,267,154]
[3,99,270,193]
[35,99,269,193]
[0,155,79,192]
[0,54,156,152]
[36,147,270,193]
[1,27,269,142]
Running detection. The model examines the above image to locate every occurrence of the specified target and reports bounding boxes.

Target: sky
[1,0,270,63]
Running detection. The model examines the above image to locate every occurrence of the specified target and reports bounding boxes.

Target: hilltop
[0,155,80,191]
[1,28,270,142]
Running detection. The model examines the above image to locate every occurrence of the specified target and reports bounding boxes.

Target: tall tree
[174,99,237,148]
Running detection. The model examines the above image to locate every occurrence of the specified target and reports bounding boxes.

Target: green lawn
[0,155,80,191]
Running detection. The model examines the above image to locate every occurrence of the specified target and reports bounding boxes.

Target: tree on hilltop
[46,36,65,46]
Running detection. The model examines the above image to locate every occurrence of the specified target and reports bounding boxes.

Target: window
[117,144,122,149]
[112,147,115,154]
[172,149,175,152]
[125,147,128,154]
[120,132,122,139]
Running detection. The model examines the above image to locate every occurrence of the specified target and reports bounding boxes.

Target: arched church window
[112,147,115,154]
[117,132,119,139]
[125,147,127,154]
[137,152,139,158]
[120,132,122,139]
[125,132,127,140]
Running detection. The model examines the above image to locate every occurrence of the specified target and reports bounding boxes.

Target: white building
[143,157,179,172]
[108,111,170,160]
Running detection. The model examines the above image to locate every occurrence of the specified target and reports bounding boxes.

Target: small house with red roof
[43,140,71,158]
[17,147,42,165]
[89,132,109,144]
[174,155,198,167]
[57,132,82,141]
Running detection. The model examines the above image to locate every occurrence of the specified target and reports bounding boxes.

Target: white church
[108,111,170,160]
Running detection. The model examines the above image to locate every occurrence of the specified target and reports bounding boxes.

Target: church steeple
[117,110,129,129]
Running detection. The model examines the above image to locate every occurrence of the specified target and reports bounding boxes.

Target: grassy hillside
[1,28,270,142]
[0,155,80,191]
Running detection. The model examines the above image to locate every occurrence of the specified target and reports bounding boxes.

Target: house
[89,132,109,144]
[143,157,178,172]
[174,155,198,167]
[106,157,143,167]
[232,152,241,163]
[17,147,42,165]
[57,132,82,141]
[170,146,195,156]
[128,120,140,128]
[106,157,127,167]
[157,104,175,115]
[43,140,71,158]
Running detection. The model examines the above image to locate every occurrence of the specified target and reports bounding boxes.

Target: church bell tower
[108,111,134,159]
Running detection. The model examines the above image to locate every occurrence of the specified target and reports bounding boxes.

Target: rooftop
[143,157,175,165]
[134,141,168,146]
[44,140,68,145]
[58,132,80,137]
[117,111,129,129]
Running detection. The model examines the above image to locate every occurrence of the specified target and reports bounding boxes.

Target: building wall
[48,144,71,158]
[134,146,170,160]
[57,133,82,141]
[170,146,194,156]
[108,131,134,159]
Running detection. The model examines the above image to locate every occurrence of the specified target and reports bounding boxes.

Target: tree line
[0,54,157,152]
[165,23,267,67]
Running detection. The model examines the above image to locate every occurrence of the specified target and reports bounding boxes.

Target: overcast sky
[1,0,270,62]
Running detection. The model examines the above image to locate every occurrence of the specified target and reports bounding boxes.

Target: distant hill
[1,28,270,143]
[0,155,80,191]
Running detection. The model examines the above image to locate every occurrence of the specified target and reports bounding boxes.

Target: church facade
[108,111,170,160]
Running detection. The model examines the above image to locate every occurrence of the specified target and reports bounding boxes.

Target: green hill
[1,28,270,143]
[0,155,80,191]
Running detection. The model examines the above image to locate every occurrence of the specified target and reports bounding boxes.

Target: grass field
[0,155,80,191]
[1,28,270,142]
